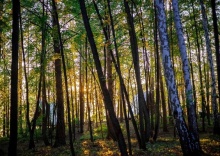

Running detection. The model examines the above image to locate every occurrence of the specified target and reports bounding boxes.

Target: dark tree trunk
[0,0,3,55]
[52,0,66,147]
[8,0,20,154]
[104,19,116,140]
[211,0,220,107]
[29,36,45,149]
[121,86,132,155]
[52,1,75,154]
[85,45,93,142]
[19,6,31,138]
[42,74,50,146]
[153,6,160,141]
[124,0,150,147]
[160,67,168,132]
[41,1,50,145]
[93,0,142,148]
[79,46,84,134]
[211,0,220,135]
[79,0,128,155]
[3,98,6,137]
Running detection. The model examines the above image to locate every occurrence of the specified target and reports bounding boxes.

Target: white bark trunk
[155,0,202,154]
[172,0,199,139]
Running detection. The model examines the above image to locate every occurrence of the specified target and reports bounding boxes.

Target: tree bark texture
[52,0,66,146]
[172,0,201,149]
[155,0,202,155]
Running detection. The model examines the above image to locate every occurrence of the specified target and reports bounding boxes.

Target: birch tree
[172,0,201,148]
[155,0,203,154]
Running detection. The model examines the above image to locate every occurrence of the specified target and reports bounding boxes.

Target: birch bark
[172,0,200,147]
[155,0,202,154]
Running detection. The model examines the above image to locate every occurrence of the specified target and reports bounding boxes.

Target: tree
[8,0,20,155]
[201,0,220,135]
[124,0,151,147]
[211,0,220,110]
[41,0,50,146]
[79,44,84,134]
[79,0,128,155]
[155,0,202,154]
[92,0,141,148]
[52,0,66,147]
[172,0,201,149]
[153,6,160,141]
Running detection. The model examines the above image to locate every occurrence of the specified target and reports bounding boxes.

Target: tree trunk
[18,44,23,135]
[79,44,84,134]
[52,0,66,147]
[0,0,3,55]
[52,1,75,154]
[93,0,141,146]
[19,6,31,138]
[8,0,20,154]
[105,19,116,141]
[79,1,128,155]
[202,0,220,135]
[186,30,197,116]
[85,46,93,142]
[28,33,46,149]
[172,0,201,149]
[190,1,206,132]
[160,66,168,132]
[42,74,50,146]
[211,0,220,111]
[124,0,150,147]
[155,0,202,154]
[153,6,160,141]
[41,1,50,145]
[95,0,142,148]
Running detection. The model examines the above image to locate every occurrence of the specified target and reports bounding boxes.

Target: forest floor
[0,122,219,156]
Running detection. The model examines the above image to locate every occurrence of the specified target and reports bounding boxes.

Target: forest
[0,0,220,155]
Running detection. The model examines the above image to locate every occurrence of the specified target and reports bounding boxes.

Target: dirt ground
[0,124,219,156]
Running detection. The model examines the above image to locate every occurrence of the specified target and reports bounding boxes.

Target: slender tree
[79,0,128,155]
[201,0,220,135]
[153,6,160,141]
[124,0,151,147]
[93,0,142,148]
[172,0,201,148]
[211,0,220,109]
[0,0,3,55]
[79,43,84,134]
[41,0,50,145]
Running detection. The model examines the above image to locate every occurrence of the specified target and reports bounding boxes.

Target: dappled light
[0,0,220,155]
